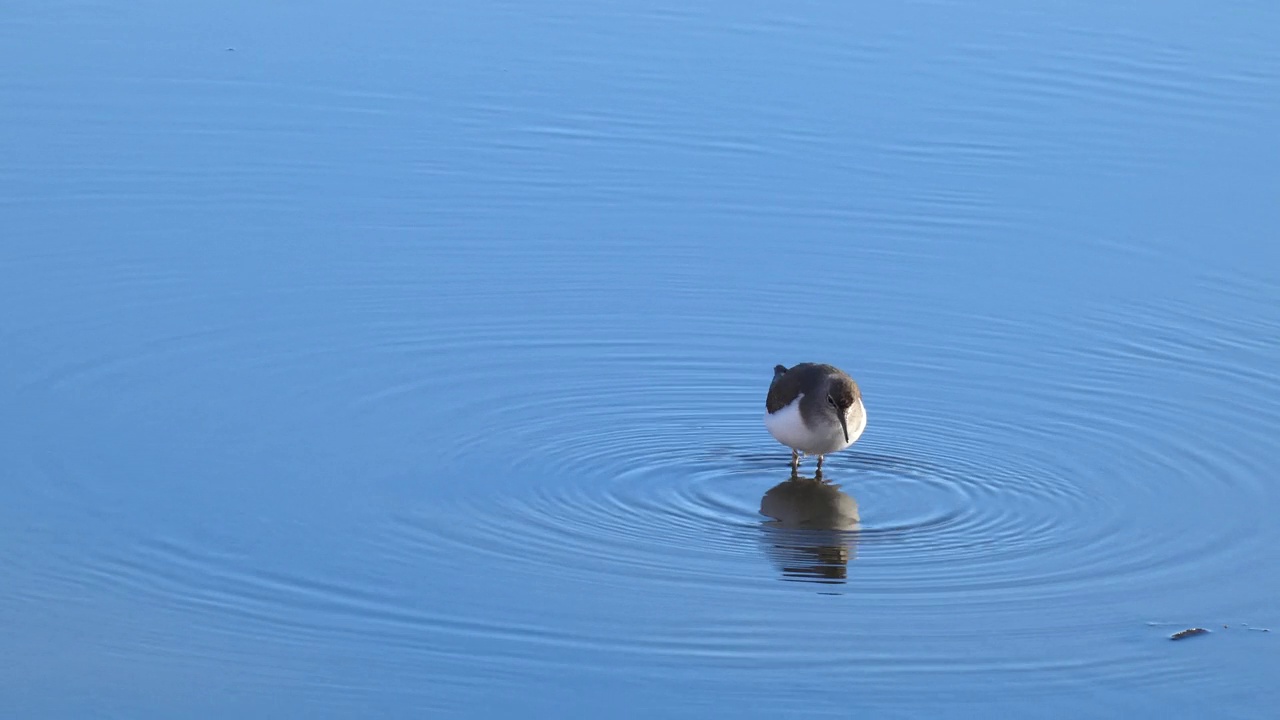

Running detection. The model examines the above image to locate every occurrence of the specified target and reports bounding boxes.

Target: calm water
[3,1,1279,717]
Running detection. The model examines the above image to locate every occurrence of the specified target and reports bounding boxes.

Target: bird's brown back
[766,363,859,413]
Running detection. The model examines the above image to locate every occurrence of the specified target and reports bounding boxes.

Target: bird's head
[825,378,860,442]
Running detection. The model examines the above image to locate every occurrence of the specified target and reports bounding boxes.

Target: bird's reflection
[759,474,859,584]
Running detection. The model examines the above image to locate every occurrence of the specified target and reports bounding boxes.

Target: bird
[765,363,866,476]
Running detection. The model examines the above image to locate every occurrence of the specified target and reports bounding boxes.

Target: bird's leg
[790,449,800,476]
[816,454,825,477]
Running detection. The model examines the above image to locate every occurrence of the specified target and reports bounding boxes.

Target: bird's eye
[826,394,835,406]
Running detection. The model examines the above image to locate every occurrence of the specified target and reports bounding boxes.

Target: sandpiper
[765,363,866,475]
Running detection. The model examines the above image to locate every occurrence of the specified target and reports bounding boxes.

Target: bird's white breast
[764,394,814,450]
[764,395,867,455]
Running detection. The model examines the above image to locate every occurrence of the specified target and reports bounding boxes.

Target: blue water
[3,1,1279,717]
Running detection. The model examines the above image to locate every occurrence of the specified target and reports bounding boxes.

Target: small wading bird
[765,363,866,476]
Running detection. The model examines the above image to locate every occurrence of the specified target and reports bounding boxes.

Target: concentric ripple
[336,278,1278,698]
[10,242,1278,708]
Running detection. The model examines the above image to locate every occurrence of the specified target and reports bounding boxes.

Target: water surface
[3,0,1279,717]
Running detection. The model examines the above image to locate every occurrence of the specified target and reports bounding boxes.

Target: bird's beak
[838,411,849,443]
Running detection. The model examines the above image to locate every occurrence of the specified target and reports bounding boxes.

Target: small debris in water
[1170,628,1209,640]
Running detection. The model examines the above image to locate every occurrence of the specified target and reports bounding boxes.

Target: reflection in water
[759,475,860,584]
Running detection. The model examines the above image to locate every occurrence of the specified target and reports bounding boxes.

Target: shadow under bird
[765,363,866,476]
